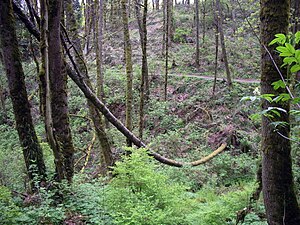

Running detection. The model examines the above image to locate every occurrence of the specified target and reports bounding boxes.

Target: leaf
[285,43,295,54]
[273,93,291,103]
[276,46,289,53]
[271,80,286,90]
[295,31,300,44]
[249,113,261,121]
[291,97,300,104]
[290,64,300,73]
[260,94,275,102]
[240,96,258,102]
[295,50,300,62]
[270,121,289,129]
[283,56,297,65]
[290,109,300,116]
[269,33,286,45]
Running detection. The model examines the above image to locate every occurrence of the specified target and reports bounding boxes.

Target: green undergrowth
[0,148,265,224]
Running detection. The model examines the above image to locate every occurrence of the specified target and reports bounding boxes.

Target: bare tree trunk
[155,0,159,10]
[201,0,207,44]
[121,0,133,147]
[164,0,169,101]
[195,0,200,67]
[0,0,46,187]
[230,0,236,35]
[213,6,219,95]
[260,0,300,224]
[216,0,232,88]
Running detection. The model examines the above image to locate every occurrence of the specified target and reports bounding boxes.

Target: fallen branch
[13,2,228,167]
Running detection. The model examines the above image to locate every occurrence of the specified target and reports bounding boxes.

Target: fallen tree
[12,1,227,167]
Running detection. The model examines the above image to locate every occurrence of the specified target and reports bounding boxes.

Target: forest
[0,0,300,224]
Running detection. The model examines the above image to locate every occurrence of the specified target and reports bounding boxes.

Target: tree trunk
[260,0,300,224]
[48,0,75,182]
[213,6,219,95]
[195,0,200,67]
[66,0,113,173]
[164,0,170,101]
[95,0,114,170]
[201,0,207,44]
[121,0,134,147]
[216,0,232,88]
[0,0,46,186]
[135,0,149,139]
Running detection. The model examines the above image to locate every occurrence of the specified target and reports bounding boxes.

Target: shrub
[0,186,22,224]
[105,148,189,225]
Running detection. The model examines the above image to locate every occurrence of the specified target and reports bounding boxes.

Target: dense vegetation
[0,0,299,224]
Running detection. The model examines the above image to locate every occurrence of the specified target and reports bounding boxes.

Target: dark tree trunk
[260,0,300,224]
[49,0,75,182]
[0,0,46,186]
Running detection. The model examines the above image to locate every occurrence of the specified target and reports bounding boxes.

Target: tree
[0,0,46,187]
[48,0,75,182]
[195,0,200,67]
[65,0,113,173]
[121,0,134,147]
[260,0,300,224]
[135,0,149,139]
[216,0,232,88]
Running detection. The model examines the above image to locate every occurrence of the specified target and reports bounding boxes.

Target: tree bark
[164,0,170,101]
[121,0,134,147]
[216,0,232,88]
[135,0,149,139]
[0,0,46,186]
[260,0,300,224]
[195,0,200,67]
[48,0,75,182]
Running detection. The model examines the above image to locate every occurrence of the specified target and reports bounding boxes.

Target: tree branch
[13,2,228,167]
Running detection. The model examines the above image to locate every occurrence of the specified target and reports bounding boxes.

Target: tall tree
[121,0,134,147]
[0,0,46,186]
[164,0,170,101]
[65,0,113,173]
[135,0,149,139]
[260,0,300,224]
[195,0,200,67]
[216,0,232,88]
[48,0,75,182]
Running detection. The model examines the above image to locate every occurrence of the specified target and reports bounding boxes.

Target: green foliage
[64,177,113,225]
[105,148,189,225]
[16,187,66,224]
[173,28,192,43]
[0,186,21,224]
[185,183,260,225]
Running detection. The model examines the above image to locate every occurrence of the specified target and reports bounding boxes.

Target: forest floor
[0,2,287,225]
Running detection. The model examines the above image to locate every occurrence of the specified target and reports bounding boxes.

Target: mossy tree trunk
[0,0,46,187]
[48,0,75,182]
[135,0,149,139]
[121,0,134,147]
[260,0,300,224]
[66,0,113,173]
[95,0,114,170]
[216,0,232,88]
